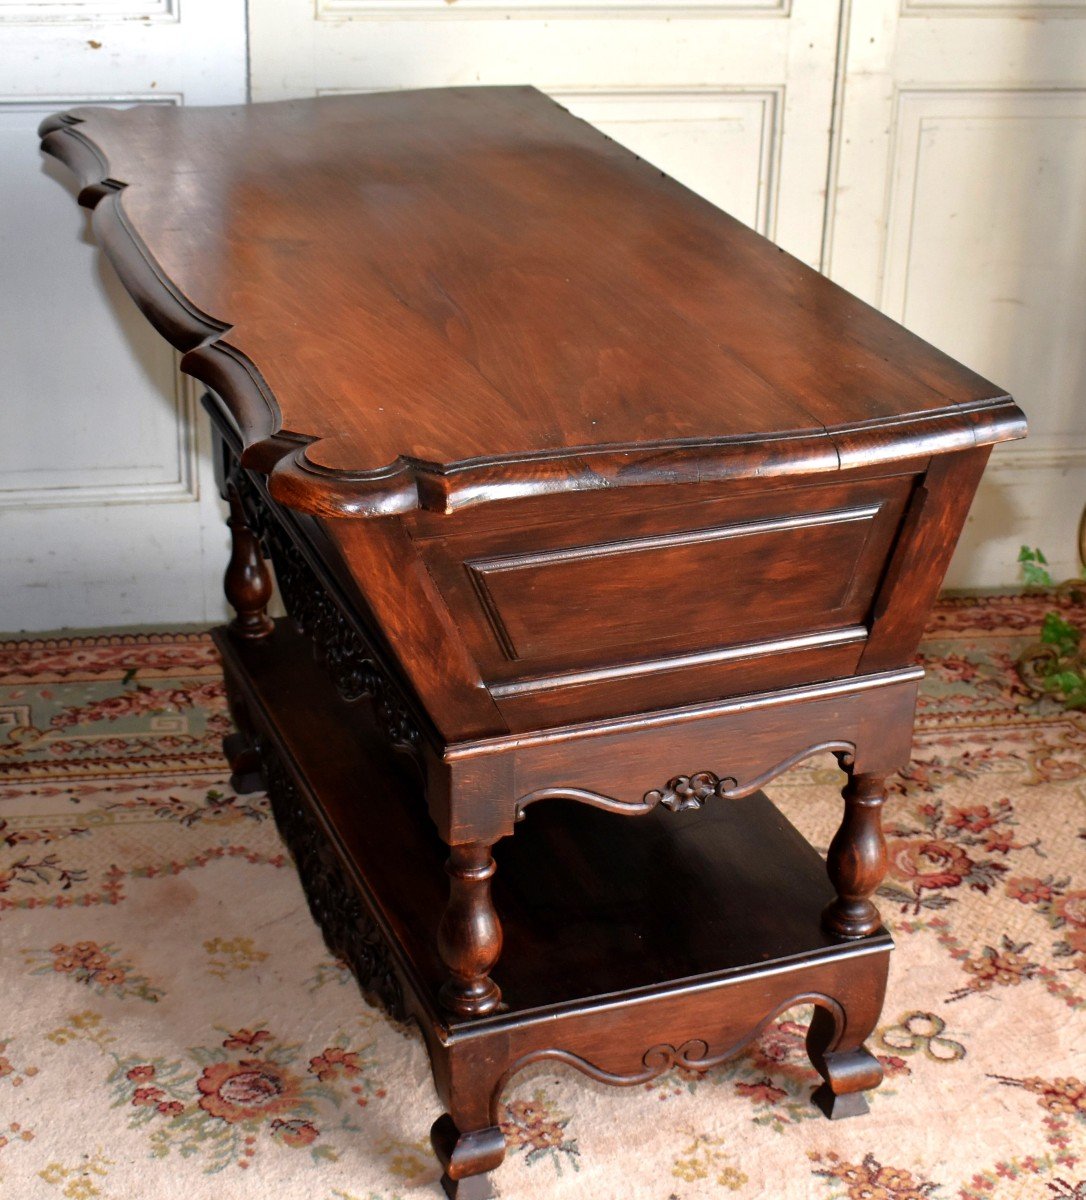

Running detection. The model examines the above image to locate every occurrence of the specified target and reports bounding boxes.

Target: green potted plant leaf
[1016,542,1086,708]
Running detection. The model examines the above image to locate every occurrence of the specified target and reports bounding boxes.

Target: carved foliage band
[228,458,424,763]
[260,738,407,1023]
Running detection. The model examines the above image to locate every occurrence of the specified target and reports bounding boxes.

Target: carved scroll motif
[644,771,738,812]
[228,461,424,764]
[486,992,846,1122]
[259,739,407,1023]
[513,741,856,822]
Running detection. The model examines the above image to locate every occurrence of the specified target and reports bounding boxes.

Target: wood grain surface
[40,88,1024,518]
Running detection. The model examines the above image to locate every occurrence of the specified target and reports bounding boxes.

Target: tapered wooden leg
[822,769,888,939]
[437,842,503,1018]
[224,478,274,641]
[806,998,885,1119]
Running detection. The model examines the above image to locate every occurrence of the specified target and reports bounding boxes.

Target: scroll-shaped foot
[431,1114,505,1200]
[806,1003,884,1120]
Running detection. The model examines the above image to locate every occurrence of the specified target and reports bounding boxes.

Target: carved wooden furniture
[39,87,1025,1198]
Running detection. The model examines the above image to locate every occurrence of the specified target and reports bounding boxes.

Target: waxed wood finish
[39,89,1023,520]
[38,88,1026,1196]
[216,621,892,1196]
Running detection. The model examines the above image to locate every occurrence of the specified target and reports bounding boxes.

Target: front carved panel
[229,459,424,765]
[260,739,407,1024]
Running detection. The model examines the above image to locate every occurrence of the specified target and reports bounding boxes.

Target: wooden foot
[222,730,263,795]
[221,675,264,795]
[437,842,503,1017]
[431,1114,504,1199]
[822,769,888,939]
[224,477,274,641]
[805,1003,884,1120]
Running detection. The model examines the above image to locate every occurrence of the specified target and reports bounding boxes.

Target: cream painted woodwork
[827,1,1086,587]
[249,1,844,269]
[0,0,245,632]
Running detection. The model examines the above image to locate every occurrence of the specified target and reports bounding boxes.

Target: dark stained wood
[39,88,1027,1193]
[223,479,274,641]
[437,842,503,1018]
[216,619,893,1195]
[40,90,1022,520]
[822,767,889,939]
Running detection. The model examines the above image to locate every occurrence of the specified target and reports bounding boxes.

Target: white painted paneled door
[827,0,1086,586]
[249,1,844,269]
[1,0,246,631]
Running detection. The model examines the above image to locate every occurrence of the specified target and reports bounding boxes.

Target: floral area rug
[1,595,1084,1200]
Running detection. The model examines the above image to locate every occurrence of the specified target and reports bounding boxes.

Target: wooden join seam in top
[38,87,1025,520]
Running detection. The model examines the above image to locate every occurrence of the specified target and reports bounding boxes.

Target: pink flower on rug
[735,1079,787,1105]
[197,1059,301,1124]
[751,1018,808,1074]
[1054,891,1086,931]
[1007,877,1056,904]
[126,1064,156,1082]
[999,1074,1086,1118]
[981,829,1021,854]
[308,1046,363,1081]
[810,1150,939,1199]
[133,1086,166,1107]
[1033,1077,1086,1116]
[222,1028,273,1051]
[945,804,1000,833]
[886,838,974,893]
[965,947,1034,989]
[502,1098,567,1151]
[270,1118,319,1147]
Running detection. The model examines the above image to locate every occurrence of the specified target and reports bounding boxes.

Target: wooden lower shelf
[214,621,892,1039]
[216,619,894,1195]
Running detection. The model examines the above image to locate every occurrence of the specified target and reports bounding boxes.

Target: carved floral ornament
[644,771,737,812]
[513,742,857,823]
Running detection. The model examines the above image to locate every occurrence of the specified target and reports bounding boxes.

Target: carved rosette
[228,460,423,763]
[643,771,738,812]
[260,741,407,1023]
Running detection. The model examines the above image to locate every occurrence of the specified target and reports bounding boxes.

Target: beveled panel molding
[0,0,176,22]
[317,0,787,17]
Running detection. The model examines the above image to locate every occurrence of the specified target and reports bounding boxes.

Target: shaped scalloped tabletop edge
[37,95,1026,519]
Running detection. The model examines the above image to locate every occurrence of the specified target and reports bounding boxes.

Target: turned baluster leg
[224,478,274,641]
[822,769,888,939]
[437,842,503,1018]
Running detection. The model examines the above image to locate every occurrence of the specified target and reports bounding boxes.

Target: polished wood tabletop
[40,87,1028,1200]
[41,88,1022,517]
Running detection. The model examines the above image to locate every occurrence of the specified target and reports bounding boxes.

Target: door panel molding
[549,86,782,236]
[0,0,176,23]
[316,0,788,16]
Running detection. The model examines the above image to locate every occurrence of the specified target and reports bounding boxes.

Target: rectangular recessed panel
[554,89,780,236]
[467,505,881,665]
[0,100,191,506]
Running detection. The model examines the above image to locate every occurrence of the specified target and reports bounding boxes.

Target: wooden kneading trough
[39,86,1025,1198]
